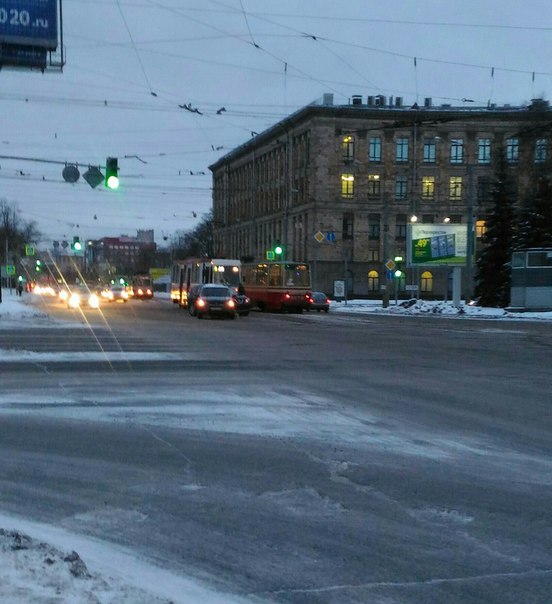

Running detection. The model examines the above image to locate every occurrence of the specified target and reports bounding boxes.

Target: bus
[130,274,154,300]
[170,257,241,307]
[241,261,311,312]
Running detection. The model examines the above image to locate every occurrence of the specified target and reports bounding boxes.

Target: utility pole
[465,164,475,301]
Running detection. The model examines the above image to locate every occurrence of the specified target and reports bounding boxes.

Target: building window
[368,270,379,292]
[342,212,354,240]
[342,135,354,162]
[396,214,407,239]
[423,139,436,163]
[396,137,409,162]
[422,214,434,224]
[369,214,380,240]
[420,271,433,293]
[477,176,492,204]
[369,137,382,162]
[449,176,462,200]
[476,219,487,238]
[506,137,519,163]
[450,138,464,164]
[449,215,462,223]
[341,174,354,198]
[478,138,491,164]
[395,175,407,199]
[535,138,547,163]
[368,249,380,262]
[367,174,381,198]
[421,175,435,200]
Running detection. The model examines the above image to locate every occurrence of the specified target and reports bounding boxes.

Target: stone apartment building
[209,94,552,298]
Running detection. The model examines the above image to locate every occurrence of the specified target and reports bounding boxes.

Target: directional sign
[25,244,35,256]
[6,265,16,275]
[326,231,336,242]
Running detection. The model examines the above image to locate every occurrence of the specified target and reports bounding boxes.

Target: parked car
[191,284,237,319]
[307,291,330,313]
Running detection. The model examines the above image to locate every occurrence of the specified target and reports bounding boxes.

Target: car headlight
[59,290,68,301]
[89,294,100,309]
[68,294,80,308]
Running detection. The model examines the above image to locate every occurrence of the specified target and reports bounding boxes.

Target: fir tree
[474,155,516,307]
[513,176,552,250]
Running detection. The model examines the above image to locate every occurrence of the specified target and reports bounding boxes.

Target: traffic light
[35,259,42,272]
[105,157,119,189]
[274,240,284,259]
[71,236,82,252]
[393,255,404,278]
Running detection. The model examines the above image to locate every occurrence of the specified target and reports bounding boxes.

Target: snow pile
[0,528,171,604]
[0,292,49,322]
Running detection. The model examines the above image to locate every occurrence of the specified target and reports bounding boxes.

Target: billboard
[407,223,469,267]
[0,0,58,50]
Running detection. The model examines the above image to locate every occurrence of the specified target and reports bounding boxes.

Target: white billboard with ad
[407,223,469,267]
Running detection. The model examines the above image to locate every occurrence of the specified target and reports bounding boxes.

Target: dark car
[187,284,203,316]
[191,284,237,319]
[106,285,129,303]
[307,291,330,313]
[233,292,252,316]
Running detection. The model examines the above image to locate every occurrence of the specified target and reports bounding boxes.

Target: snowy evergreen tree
[474,154,516,307]
[513,176,552,250]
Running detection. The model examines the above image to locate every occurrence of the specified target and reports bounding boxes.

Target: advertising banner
[407,223,469,267]
[0,0,58,50]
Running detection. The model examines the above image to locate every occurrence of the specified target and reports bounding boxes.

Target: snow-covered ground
[1,288,551,603]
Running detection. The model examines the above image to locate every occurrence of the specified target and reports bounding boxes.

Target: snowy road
[0,293,551,603]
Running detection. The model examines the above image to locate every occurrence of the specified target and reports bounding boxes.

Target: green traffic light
[394,269,403,278]
[106,175,120,190]
[73,241,82,251]
[274,245,283,255]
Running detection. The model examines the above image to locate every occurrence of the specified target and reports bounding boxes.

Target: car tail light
[137,288,144,295]
[146,289,152,295]
[284,293,291,300]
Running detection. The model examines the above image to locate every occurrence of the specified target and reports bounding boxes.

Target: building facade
[209,95,552,298]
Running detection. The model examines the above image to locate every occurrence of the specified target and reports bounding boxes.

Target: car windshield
[201,286,229,297]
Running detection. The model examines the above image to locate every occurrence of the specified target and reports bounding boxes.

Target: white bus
[170,257,241,307]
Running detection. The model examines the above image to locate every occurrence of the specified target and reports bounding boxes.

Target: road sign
[326,231,336,242]
[25,244,35,256]
[6,265,16,275]
[386,270,394,280]
[385,259,395,271]
[314,231,324,243]
[405,285,419,291]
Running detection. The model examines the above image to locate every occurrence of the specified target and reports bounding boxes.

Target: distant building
[95,235,157,274]
[209,94,552,298]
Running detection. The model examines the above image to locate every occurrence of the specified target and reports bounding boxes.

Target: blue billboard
[0,0,58,50]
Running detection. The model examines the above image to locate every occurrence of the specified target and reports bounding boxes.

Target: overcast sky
[2,0,551,247]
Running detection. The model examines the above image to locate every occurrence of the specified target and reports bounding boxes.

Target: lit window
[450,139,464,164]
[421,176,435,200]
[449,176,462,200]
[395,175,407,199]
[368,270,379,291]
[342,135,355,162]
[506,138,519,163]
[478,138,491,164]
[368,249,380,262]
[535,138,547,163]
[476,219,487,238]
[367,174,381,198]
[341,174,354,198]
[421,271,433,293]
[396,137,409,162]
[423,138,436,163]
[369,137,382,162]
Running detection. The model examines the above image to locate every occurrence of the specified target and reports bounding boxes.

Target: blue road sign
[326,231,335,242]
